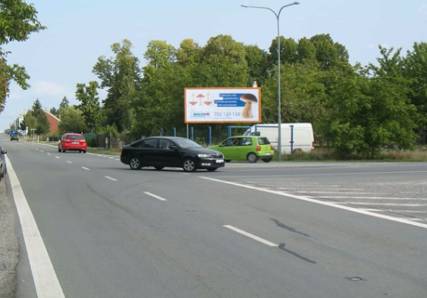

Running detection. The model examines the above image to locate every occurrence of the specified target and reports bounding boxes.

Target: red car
[58,133,88,153]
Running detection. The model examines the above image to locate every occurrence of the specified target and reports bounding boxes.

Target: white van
[244,123,314,154]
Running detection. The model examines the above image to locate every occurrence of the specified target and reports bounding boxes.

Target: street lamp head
[293,2,300,5]
[241,4,248,8]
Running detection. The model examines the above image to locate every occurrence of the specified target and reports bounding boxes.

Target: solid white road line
[223,225,278,247]
[104,176,118,182]
[5,156,65,298]
[292,190,382,195]
[144,192,167,201]
[81,166,90,171]
[383,210,427,214]
[66,160,72,164]
[317,195,427,200]
[200,176,427,230]
[340,202,427,207]
[55,156,60,159]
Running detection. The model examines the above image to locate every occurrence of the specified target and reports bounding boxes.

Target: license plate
[72,141,79,144]
[216,159,224,163]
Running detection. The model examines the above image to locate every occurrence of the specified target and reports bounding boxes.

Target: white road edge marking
[81,166,90,171]
[223,225,278,247]
[55,156,60,159]
[144,192,167,201]
[200,176,427,230]
[317,195,427,201]
[104,176,118,182]
[340,202,427,207]
[5,156,66,298]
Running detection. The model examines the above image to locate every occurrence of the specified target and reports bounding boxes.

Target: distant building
[44,110,60,135]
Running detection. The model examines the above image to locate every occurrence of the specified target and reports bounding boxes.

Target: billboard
[185,88,261,124]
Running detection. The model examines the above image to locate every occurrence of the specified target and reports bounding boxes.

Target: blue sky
[1,0,427,130]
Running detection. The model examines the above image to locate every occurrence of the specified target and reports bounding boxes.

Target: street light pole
[241,2,300,160]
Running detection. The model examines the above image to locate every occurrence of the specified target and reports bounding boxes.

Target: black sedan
[120,137,225,172]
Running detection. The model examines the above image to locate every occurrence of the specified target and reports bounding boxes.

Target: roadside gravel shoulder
[0,178,19,298]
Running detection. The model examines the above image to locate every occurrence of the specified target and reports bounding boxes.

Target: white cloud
[33,81,66,97]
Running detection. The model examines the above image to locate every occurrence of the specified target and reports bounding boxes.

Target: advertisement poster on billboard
[185,88,261,124]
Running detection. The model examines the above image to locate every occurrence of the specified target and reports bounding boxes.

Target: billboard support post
[208,126,212,145]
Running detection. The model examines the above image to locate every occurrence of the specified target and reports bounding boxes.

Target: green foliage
[76,34,426,157]
[58,106,86,133]
[76,81,100,132]
[403,42,427,142]
[93,39,140,132]
[0,0,44,113]
[29,99,49,135]
[58,96,69,115]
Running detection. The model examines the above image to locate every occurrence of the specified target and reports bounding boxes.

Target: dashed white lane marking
[66,160,72,164]
[200,176,427,230]
[144,192,167,202]
[223,225,278,247]
[5,156,65,298]
[104,176,118,182]
[81,166,90,171]
[47,153,51,156]
[55,156,60,159]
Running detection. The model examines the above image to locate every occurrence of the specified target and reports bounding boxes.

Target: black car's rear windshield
[65,134,84,140]
[258,137,270,145]
[173,138,202,149]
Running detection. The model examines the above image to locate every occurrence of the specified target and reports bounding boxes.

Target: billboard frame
[184,87,262,124]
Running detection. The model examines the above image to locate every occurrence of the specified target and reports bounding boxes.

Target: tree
[403,42,427,143]
[310,34,349,69]
[144,40,176,69]
[269,36,299,65]
[245,45,268,85]
[0,0,44,113]
[58,96,69,115]
[49,107,59,116]
[58,106,86,133]
[93,39,140,132]
[23,111,37,134]
[76,81,100,132]
[200,35,249,86]
[31,99,49,134]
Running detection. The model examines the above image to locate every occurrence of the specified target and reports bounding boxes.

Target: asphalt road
[1,135,427,298]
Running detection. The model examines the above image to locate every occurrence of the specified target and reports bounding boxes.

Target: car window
[173,138,202,148]
[65,134,84,140]
[222,137,238,146]
[131,141,144,148]
[159,139,173,150]
[142,139,158,148]
[258,137,270,145]
[240,137,253,146]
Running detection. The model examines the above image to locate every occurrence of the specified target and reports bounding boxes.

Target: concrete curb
[0,176,19,298]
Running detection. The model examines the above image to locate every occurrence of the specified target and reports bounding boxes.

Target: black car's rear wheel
[129,157,142,170]
[183,159,196,172]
